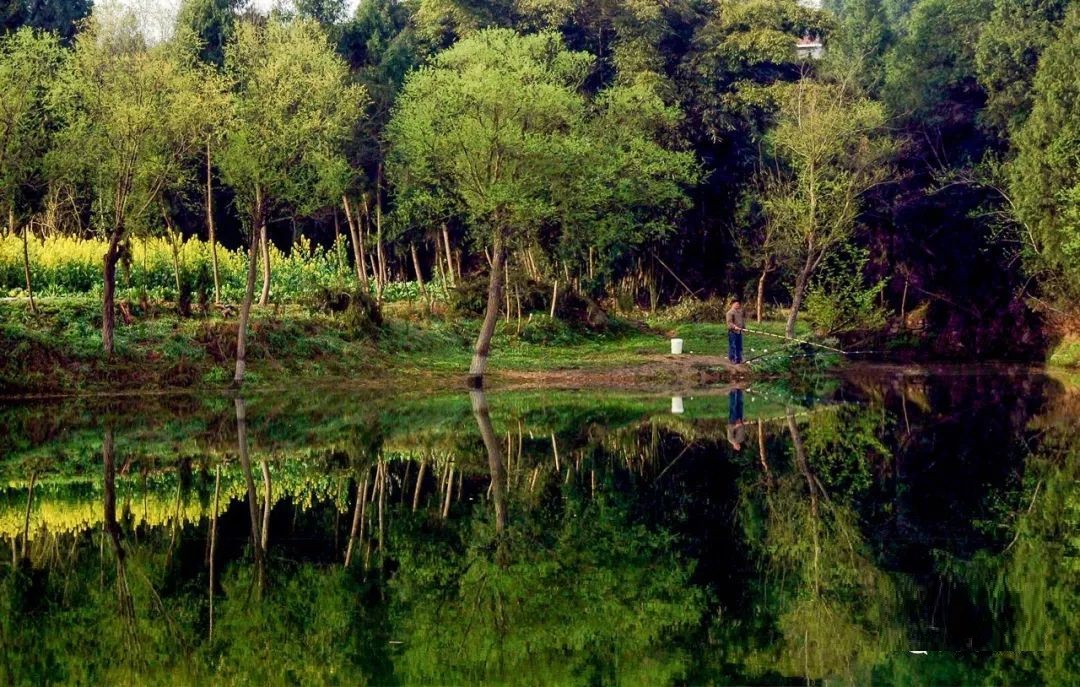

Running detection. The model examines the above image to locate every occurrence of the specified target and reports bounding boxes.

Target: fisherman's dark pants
[728,331,743,363]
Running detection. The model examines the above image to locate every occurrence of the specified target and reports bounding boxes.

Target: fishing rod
[740,327,849,355]
[744,340,803,364]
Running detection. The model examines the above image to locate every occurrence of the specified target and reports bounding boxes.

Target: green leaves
[388,28,699,279]
[219,18,367,222]
[1007,4,1080,300]
[47,15,215,237]
[0,27,64,215]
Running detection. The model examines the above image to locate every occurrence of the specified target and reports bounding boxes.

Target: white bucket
[671,338,684,355]
[671,397,685,414]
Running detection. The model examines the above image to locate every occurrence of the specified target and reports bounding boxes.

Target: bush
[804,246,887,335]
[307,286,383,339]
[659,297,728,324]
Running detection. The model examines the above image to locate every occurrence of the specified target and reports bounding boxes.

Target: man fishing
[726,298,746,364]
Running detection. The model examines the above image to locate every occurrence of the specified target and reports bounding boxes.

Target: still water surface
[1,369,1076,685]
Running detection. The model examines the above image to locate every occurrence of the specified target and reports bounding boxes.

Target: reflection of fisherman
[727,388,746,451]
[726,298,746,364]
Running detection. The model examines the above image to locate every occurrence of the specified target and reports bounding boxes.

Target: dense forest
[1,0,1078,383]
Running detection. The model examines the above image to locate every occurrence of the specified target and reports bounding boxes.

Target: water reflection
[0,373,1076,684]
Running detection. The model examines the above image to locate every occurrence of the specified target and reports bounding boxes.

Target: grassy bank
[1,297,824,395]
[1048,335,1080,369]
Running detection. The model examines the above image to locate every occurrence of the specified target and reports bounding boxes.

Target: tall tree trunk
[471,390,506,534]
[345,477,367,567]
[260,459,271,552]
[411,243,429,304]
[102,227,124,355]
[235,397,265,592]
[358,195,372,289]
[206,137,221,304]
[343,196,366,287]
[412,461,427,512]
[442,224,456,287]
[258,221,271,306]
[209,465,220,641]
[233,191,263,387]
[756,258,771,324]
[468,230,507,387]
[786,252,816,339]
[20,471,36,560]
[103,428,136,626]
[375,166,387,304]
[17,210,36,314]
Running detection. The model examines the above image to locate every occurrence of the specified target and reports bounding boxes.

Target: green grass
[1048,336,1080,369]
[1,297,839,394]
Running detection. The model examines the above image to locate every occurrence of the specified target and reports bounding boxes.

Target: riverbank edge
[3,302,790,398]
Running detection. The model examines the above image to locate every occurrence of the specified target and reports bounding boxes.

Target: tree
[48,13,212,354]
[756,75,895,338]
[387,29,697,384]
[0,27,64,313]
[218,18,365,386]
[1,0,93,43]
[824,0,893,96]
[295,0,348,26]
[882,0,992,123]
[1007,4,1080,302]
[176,0,244,66]
[975,0,1071,138]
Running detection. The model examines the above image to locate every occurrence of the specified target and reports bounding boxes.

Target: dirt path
[491,354,748,391]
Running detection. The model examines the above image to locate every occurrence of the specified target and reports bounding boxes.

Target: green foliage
[176,0,243,66]
[219,17,365,225]
[388,28,698,283]
[882,0,992,122]
[804,244,887,334]
[975,0,1071,137]
[0,0,91,43]
[683,0,832,144]
[47,11,214,238]
[1007,4,1080,301]
[756,76,895,336]
[0,26,63,218]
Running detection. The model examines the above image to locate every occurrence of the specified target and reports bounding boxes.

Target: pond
[1,368,1077,685]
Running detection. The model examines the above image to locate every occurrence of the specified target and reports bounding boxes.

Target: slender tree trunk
[412,461,427,512]
[260,459,271,552]
[471,390,506,534]
[20,471,36,560]
[358,195,372,288]
[375,165,387,303]
[343,196,367,287]
[102,227,124,355]
[207,138,221,304]
[235,397,264,592]
[17,210,36,315]
[234,191,263,387]
[442,224,456,288]
[756,259,771,324]
[786,252,816,339]
[345,477,367,566]
[258,221,271,306]
[468,229,507,387]
[209,465,220,641]
[411,243,428,304]
[103,428,135,625]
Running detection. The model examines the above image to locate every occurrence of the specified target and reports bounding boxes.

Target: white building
[797,0,825,60]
